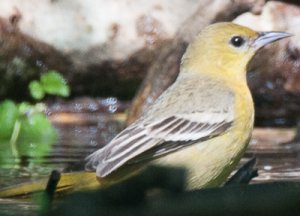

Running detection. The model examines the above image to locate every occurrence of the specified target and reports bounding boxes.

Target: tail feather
[0,172,99,198]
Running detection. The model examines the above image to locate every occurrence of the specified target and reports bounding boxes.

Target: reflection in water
[0,198,37,216]
[0,99,128,183]
[1,100,300,214]
[245,128,300,182]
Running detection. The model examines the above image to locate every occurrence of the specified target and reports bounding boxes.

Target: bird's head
[181,22,291,82]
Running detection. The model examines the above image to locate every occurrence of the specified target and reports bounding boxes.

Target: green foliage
[0,140,16,167]
[29,81,45,100]
[0,70,69,168]
[41,71,70,97]
[18,111,57,158]
[29,70,70,100]
[0,100,58,167]
[0,100,18,139]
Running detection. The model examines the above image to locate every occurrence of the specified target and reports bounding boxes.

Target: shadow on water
[1,98,300,215]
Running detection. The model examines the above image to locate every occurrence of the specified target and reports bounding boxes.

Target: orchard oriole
[0,22,291,197]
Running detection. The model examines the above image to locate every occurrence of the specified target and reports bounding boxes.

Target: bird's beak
[252,31,292,50]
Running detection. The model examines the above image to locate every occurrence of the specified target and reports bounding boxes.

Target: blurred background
[1,0,300,214]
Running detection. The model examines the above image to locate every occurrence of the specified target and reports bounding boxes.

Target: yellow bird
[0,22,291,197]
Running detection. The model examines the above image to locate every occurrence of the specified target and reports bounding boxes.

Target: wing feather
[85,114,233,177]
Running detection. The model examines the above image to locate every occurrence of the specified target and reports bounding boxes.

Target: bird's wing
[85,75,234,177]
[85,112,233,177]
[127,113,232,163]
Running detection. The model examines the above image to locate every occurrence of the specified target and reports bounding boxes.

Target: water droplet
[108,105,117,113]
[264,165,272,171]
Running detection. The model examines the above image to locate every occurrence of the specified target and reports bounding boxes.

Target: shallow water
[1,99,300,215]
[247,128,300,183]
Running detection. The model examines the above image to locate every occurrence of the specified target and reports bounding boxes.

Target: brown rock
[235,1,300,126]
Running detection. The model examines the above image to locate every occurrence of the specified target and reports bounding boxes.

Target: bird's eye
[230,36,245,47]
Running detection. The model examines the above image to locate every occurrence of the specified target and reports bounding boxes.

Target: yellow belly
[153,129,250,189]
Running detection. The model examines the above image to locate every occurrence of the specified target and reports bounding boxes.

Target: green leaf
[0,100,19,139]
[18,102,46,115]
[18,102,34,115]
[29,80,45,100]
[40,71,70,97]
[0,140,18,167]
[18,113,57,158]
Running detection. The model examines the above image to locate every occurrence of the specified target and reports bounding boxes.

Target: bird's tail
[0,171,99,198]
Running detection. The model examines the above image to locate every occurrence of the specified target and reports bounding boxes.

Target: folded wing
[85,112,233,177]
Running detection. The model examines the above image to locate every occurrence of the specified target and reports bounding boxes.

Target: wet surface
[46,97,129,173]
[0,198,38,216]
[245,128,300,183]
[0,98,128,188]
[1,99,300,215]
